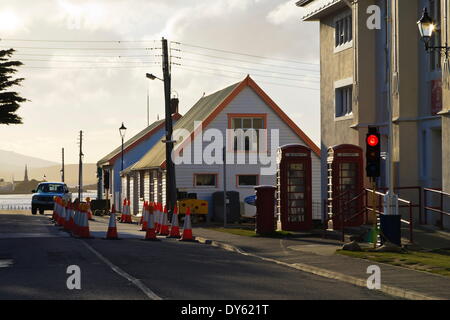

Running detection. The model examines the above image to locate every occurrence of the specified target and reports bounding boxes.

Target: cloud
[266,0,299,25]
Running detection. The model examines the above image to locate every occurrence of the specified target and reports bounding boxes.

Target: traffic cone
[126,199,133,223]
[58,200,66,227]
[105,205,119,240]
[52,196,57,221]
[67,201,75,232]
[180,207,195,241]
[141,202,149,231]
[167,205,181,238]
[63,200,72,232]
[120,199,127,223]
[73,203,80,237]
[144,203,158,241]
[86,197,94,221]
[159,206,169,236]
[154,203,160,232]
[77,204,91,238]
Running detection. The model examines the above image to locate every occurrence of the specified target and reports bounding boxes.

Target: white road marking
[0,259,14,268]
[80,240,162,300]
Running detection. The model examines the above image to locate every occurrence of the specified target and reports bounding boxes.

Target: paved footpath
[192,227,450,300]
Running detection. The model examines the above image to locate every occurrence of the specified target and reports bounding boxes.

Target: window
[335,13,352,48]
[335,85,353,118]
[194,174,217,187]
[237,175,259,187]
[229,115,266,152]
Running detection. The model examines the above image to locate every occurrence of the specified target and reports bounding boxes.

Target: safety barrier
[48,198,196,242]
[0,204,32,210]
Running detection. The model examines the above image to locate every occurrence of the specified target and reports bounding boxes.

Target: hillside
[0,149,96,187]
[28,164,97,187]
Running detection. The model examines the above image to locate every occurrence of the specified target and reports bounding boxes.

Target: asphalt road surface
[0,212,397,300]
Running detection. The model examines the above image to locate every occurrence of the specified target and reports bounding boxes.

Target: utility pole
[78,131,83,202]
[61,147,65,183]
[223,147,227,228]
[162,37,177,215]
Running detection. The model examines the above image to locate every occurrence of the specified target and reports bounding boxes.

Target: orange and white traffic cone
[58,200,67,227]
[106,204,119,240]
[167,205,181,238]
[126,199,133,223]
[120,199,127,223]
[144,203,158,241]
[52,196,57,221]
[63,200,72,232]
[140,202,149,231]
[73,203,80,237]
[77,204,91,239]
[86,197,94,221]
[67,201,75,232]
[154,202,160,232]
[180,207,195,241]
[159,206,169,236]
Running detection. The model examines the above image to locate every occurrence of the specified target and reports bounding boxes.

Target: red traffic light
[367,134,379,147]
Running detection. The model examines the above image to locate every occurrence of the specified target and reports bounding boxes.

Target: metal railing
[325,188,414,244]
[0,204,32,211]
[424,188,450,230]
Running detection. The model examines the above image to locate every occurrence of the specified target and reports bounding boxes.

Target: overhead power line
[1,38,158,43]
[13,53,160,58]
[172,41,319,67]
[20,58,160,64]
[179,57,320,80]
[178,63,320,85]
[173,65,319,91]
[0,46,160,51]
[181,49,319,73]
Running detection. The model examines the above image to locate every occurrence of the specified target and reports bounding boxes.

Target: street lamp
[418,7,448,56]
[119,122,127,171]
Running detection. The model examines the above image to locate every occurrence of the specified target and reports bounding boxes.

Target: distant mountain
[0,149,57,169]
[0,149,96,187]
[29,164,97,187]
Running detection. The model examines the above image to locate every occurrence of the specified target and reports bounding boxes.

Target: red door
[277,145,312,231]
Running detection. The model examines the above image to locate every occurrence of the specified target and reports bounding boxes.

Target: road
[0,211,397,300]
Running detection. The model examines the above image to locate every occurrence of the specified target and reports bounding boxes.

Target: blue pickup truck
[31,182,71,215]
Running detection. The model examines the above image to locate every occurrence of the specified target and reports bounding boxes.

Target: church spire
[24,165,29,182]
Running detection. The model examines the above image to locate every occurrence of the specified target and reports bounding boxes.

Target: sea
[0,191,97,210]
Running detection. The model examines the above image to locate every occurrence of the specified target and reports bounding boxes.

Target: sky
[0,0,320,164]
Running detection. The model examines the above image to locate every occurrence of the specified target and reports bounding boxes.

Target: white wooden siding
[173,87,322,219]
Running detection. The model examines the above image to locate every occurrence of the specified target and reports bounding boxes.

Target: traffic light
[366,127,381,178]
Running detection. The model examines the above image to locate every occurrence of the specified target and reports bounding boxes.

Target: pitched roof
[97,113,181,167]
[130,76,320,171]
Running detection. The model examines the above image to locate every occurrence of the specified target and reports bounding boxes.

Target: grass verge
[209,227,294,238]
[337,248,450,277]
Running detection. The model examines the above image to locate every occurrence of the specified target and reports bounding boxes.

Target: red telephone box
[277,144,313,231]
[327,144,364,229]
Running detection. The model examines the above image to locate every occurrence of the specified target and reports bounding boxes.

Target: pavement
[191,226,450,300]
[0,212,397,300]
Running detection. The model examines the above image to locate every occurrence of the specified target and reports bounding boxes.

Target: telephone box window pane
[290,163,304,170]
[289,185,305,192]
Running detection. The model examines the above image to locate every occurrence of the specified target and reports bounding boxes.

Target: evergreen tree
[0,49,26,125]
